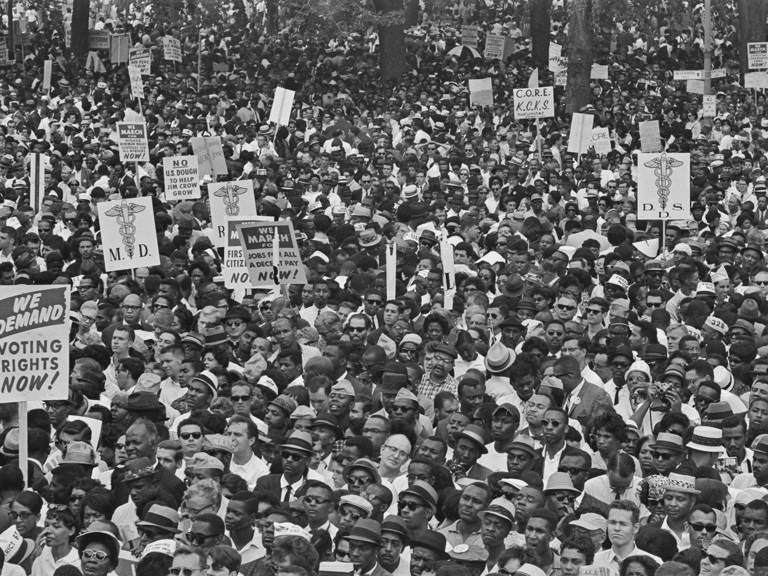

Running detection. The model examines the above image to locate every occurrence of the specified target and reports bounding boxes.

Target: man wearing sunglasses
[686,503,718,551]
[255,430,325,503]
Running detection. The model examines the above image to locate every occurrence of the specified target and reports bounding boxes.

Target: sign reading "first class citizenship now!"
[513,87,554,120]
[0,286,70,401]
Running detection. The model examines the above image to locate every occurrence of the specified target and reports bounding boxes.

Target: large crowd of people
[0,0,767,575]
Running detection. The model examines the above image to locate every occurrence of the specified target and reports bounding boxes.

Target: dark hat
[381,515,408,543]
[225,305,251,322]
[609,344,633,362]
[269,394,298,416]
[499,315,524,330]
[642,343,668,362]
[125,391,163,413]
[516,298,537,314]
[123,457,156,482]
[703,401,734,425]
[718,237,739,252]
[346,519,382,546]
[413,530,449,559]
[400,480,438,511]
[204,325,228,348]
[381,361,409,387]
[75,529,121,565]
[310,413,342,437]
[455,424,488,453]
[649,432,686,453]
[181,332,205,349]
[433,342,458,359]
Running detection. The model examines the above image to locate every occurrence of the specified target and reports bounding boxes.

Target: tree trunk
[405,0,419,26]
[373,0,407,80]
[531,0,551,71]
[565,0,592,114]
[266,0,279,35]
[738,0,767,76]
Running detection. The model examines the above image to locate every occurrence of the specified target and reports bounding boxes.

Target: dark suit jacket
[569,382,612,428]
[254,473,283,501]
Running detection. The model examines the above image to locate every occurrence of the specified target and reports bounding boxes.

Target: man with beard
[386,389,431,440]
[224,491,265,566]
[346,313,372,351]
[379,516,410,576]
[413,436,447,466]
[438,482,490,547]
[416,343,458,417]
[254,430,324,502]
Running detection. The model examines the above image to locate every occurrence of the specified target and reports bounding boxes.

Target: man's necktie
[283,484,292,503]
[614,386,622,404]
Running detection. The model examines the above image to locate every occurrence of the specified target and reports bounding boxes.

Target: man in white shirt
[594,501,662,574]
[226,415,269,490]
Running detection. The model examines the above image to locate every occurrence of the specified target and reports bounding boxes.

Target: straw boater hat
[688,426,725,454]
[665,473,700,495]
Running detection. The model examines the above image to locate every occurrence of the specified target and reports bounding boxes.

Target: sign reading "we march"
[236,221,307,287]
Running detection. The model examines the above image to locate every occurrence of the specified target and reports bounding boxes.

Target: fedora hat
[649,432,686,453]
[413,530,449,559]
[123,457,156,483]
[400,480,439,511]
[455,424,488,454]
[344,457,382,485]
[347,519,382,546]
[358,228,382,247]
[688,426,725,454]
[280,430,314,455]
[485,340,515,374]
[665,472,700,495]
[269,394,298,416]
[479,497,516,526]
[310,413,342,437]
[339,494,374,516]
[136,504,181,534]
[507,435,538,457]
[544,472,581,494]
[381,515,408,543]
[58,441,97,467]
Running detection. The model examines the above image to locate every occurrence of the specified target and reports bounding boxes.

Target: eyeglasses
[398,500,425,511]
[231,395,251,402]
[349,326,366,332]
[180,432,202,440]
[281,451,305,462]
[187,532,216,545]
[304,495,330,505]
[226,320,244,326]
[362,427,386,434]
[9,511,33,520]
[541,419,563,427]
[336,551,351,559]
[122,304,141,310]
[558,466,586,475]
[557,303,576,311]
[390,405,413,414]
[82,549,110,561]
[652,452,674,460]
[646,301,662,307]
[366,299,382,305]
[382,444,409,457]
[347,474,372,486]
[690,523,717,533]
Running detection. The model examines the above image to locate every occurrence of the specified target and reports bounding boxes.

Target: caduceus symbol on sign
[213,183,248,216]
[643,152,683,210]
[104,201,146,258]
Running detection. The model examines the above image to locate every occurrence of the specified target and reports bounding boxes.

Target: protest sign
[128,47,151,75]
[567,113,594,154]
[469,78,493,107]
[116,122,149,162]
[686,80,705,94]
[549,56,567,86]
[639,120,662,153]
[209,181,257,248]
[0,285,70,401]
[224,216,273,289]
[703,94,716,117]
[484,34,506,59]
[749,42,768,70]
[591,127,612,154]
[673,70,701,80]
[513,87,554,120]
[163,36,182,62]
[128,65,144,99]
[162,155,200,201]
[590,64,609,79]
[190,136,228,176]
[269,87,295,126]
[745,71,768,89]
[637,152,691,220]
[110,32,130,63]
[97,197,159,271]
[548,42,562,58]
[237,221,308,287]
[42,59,52,92]
[88,29,110,50]
[461,26,479,48]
